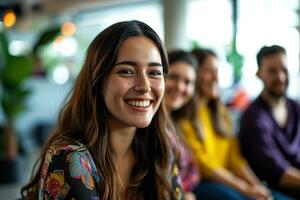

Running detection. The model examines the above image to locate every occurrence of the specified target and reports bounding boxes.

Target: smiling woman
[21,20,182,200]
[102,36,165,129]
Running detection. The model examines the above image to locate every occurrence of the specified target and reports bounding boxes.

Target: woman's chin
[131,120,151,129]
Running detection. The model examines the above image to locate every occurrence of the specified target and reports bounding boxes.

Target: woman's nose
[211,70,218,81]
[175,80,186,93]
[134,74,151,93]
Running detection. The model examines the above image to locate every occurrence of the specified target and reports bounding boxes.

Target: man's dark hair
[257,45,286,69]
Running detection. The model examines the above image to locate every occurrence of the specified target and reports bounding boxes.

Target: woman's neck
[110,127,136,158]
[198,97,210,107]
[108,120,136,188]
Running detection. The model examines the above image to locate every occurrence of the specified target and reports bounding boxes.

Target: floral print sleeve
[38,142,100,200]
[171,164,184,200]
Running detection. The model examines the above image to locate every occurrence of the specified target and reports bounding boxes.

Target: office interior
[0,0,300,199]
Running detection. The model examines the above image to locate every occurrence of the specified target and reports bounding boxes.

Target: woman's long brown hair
[191,48,232,137]
[21,20,175,200]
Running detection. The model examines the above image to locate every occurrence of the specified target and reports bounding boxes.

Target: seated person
[239,45,300,199]
[179,48,291,200]
[21,20,182,200]
[165,50,201,200]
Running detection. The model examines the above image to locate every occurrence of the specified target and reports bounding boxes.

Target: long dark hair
[191,48,231,137]
[21,20,174,200]
[167,50,202,139]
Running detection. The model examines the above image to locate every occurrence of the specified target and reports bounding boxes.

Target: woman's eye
[167,74,179,81]
[185,79,194,86]
[117,69,135,76]
[148,70,162,77]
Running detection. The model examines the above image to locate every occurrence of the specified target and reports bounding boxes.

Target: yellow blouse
[179,103,246,179]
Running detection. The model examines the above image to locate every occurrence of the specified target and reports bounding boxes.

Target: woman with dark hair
[164,50,201,200]
[178,48,290,200]
[21,20,181,200]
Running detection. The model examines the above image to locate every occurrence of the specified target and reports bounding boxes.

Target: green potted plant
[0,26,33,183]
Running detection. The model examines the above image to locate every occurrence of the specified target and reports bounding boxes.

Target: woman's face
[165,61,196,112]
[198,55,219,99]
[102,36,165,129]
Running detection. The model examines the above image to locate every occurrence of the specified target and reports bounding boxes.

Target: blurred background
[0,0,300,199]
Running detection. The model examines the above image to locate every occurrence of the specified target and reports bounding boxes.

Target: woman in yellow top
[180,48,291,200]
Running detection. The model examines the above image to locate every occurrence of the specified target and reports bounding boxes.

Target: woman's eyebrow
[115,61,162,67]
[148,62,163,67]
[115,61,137,66]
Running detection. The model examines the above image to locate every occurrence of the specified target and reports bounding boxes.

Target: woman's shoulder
[43,140,90,169]
[39,140,100,199]
[44,140,98,173]
[47,139,86,153]
[48,139,88,154]
[42,139,100,185]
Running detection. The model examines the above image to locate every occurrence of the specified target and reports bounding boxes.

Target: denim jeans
[192,181,295,200]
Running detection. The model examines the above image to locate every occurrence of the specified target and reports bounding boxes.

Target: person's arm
[232,164,262,186]
[180,118,247,190]
[280,166,300,188]
[210,167,272,200]
[41,149,100,199]
[229,138,267,185]
[180,120,269,199]
[239,109,291,186]
[233,164,273,198]
[228,137,272,200]
[210,167,249,193]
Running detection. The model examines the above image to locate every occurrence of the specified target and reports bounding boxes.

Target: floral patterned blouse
[167,128,200,192]
[38,140,183,200]
[38,141,100,200]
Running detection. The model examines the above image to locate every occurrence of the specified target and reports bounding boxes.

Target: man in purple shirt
[239,45,300,199]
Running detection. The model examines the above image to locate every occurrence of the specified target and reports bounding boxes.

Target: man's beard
[265,80,288,100]
[266,88,286,100]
